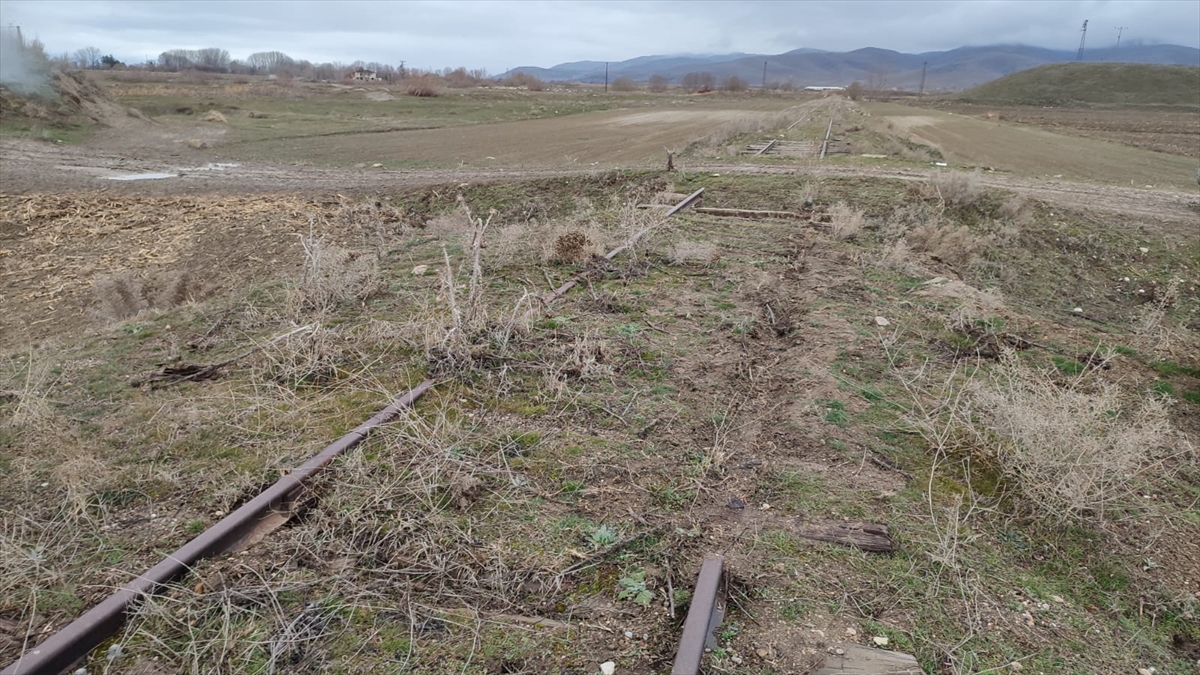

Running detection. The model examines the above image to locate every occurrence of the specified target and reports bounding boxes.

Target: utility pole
[1115,26,1129,49]
[604,62,608,93]
[918,61,928,95]
[1077,20,1089,61]
[762,60,767,90]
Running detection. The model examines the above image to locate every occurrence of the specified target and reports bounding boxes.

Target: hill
[956,62,1200,106]
[503,43,1200,91]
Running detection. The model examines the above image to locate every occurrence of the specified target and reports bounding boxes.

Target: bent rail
[3,380,435,675]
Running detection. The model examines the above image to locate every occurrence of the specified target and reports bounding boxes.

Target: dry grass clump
[93,270,203,321]
[996,194,1029,222]
[666,240,720,266]
[288,233,382,316]
[202,109,227,123]
[0,350,57,429]
[969,351,1179,522]
[930,170,981,208]
[907,222,991,268]
[829,201,865,241]
[253,325,352,388]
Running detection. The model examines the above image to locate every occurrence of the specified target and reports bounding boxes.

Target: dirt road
[4,136,1196,232]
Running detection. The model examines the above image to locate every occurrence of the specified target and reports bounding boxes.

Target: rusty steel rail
[540,188,705,307]
[664,187,705,218]
[671,555,725,675]
[2,379,435,675]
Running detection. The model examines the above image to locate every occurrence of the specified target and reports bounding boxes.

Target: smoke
[0,27,55,97]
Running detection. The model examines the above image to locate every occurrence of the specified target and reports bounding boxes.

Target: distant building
[350,68,378,81]
[804,86,845,91]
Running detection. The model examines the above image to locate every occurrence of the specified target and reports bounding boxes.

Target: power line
[1077,19,1088,61]
[1115,26,1129,49]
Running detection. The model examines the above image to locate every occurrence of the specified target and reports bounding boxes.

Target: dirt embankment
[0,70,150,128]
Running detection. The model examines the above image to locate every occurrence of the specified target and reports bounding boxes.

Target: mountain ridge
[502,43,1200,90]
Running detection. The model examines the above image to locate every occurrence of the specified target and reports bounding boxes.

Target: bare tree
[847,81,864,101]
[195,47,231,72]
[246,51,295,75]
[648,74,669,92]
[681,71,715,93]
[722,75,748,92]
[72,46,102,69]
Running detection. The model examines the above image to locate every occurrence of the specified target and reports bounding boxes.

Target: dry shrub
[907,222,990,268]
[969,351,1178,522]
[202,109,227,123]
[997,195,1028,222]
[552,230,592,263]
[1132,277,1185,356]
[930,170,980,208]
[405,76,439,97]
[502,72,546,91]
[666,240,720,266]
[93,270,202,321]
[289,233,382,316]
[829,201,864,241]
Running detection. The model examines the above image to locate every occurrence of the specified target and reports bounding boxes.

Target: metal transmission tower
[918,61,928,95]
[1077,20,1089,61]
[1115,26,1129,49]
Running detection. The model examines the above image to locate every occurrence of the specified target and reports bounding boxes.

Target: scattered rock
[728,497,746,509]
[1137,668,1154,675]
[600,661,616,675]
[756,648,770,658]
[372,162,384,168]
[202,110,227,123]
[1010,662,1022,671]
[186,139,208,149]
[845,627,857,637]
[873,636,889,647]
[248,111,269,118]
[411,265,429,276]
[874,316,890,326]
[1051,595,1065,604]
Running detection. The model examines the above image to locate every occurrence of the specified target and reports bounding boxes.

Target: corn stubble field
[1,71,1199,675]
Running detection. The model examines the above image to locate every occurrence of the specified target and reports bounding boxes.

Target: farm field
[2,71,1200,675]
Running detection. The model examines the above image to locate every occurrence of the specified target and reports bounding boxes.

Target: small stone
[106,644,123,661]
[731,655,742,664]
[1138,247,1149,254]
[1051,595,1065,603]
[372,163,384,168]
[600,661,616,675]
[624,631,633,639]
[756,648,770,658]
[845,627,857,637]
[811,629,824,638]
[873,636,889,647]
[411,265,429,276]
[761,502,771,510]
[834,648,845,655]
[874,316,890,326]
[728,497,746,510]
[1010,662,1022,671]
[1072,307,1083,313]
[1137,669,1154,675]
[73,669,88,675]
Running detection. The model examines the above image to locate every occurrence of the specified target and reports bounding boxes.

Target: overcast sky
[1,0,1197,71]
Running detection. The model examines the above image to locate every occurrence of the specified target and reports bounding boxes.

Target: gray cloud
[1,0,1195,70]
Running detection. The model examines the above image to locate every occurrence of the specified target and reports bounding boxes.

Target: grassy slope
[2,173,1199,674]
[956,62,1200,107]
